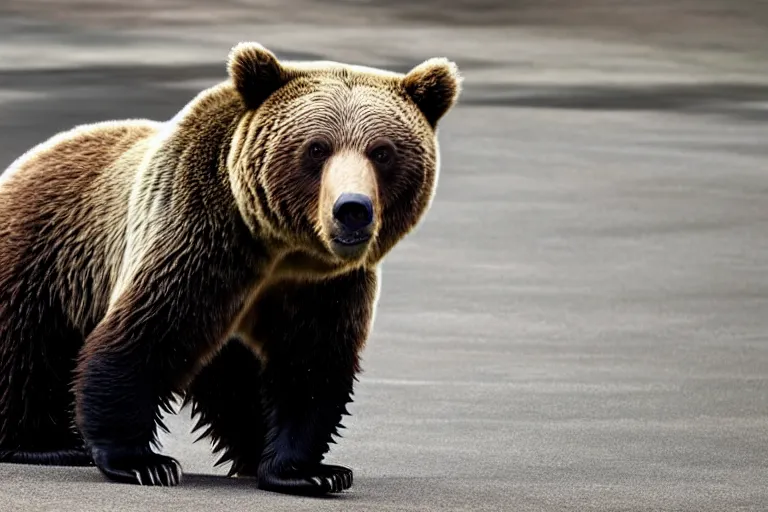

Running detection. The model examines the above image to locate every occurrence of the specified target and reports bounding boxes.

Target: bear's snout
[319,151,380,261]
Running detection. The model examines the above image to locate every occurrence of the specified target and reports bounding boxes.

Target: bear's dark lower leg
[256,353,357,496]
[184,338,266,476]
[75,348,182,486]
[0,305,91,467]
[244,268,378,496]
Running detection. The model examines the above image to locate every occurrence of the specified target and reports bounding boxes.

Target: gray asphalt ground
[1,4,768,511]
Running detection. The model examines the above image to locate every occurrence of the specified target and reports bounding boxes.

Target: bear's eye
[307,141,331,162]
[368,141,396,168]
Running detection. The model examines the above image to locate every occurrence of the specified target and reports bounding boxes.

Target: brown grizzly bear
[0,42,461,495]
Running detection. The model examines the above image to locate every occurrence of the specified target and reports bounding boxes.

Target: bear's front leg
[243,267,378,495]
[256,354,357,496]
[75,333,184,487]
[74,243,261,487]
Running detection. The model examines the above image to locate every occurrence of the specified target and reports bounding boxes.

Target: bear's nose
[333,193,374,232]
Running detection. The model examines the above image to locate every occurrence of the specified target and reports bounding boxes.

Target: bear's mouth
[332,231,371,247]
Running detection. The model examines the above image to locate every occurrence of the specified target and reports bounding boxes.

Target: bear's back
[0,120,161,333]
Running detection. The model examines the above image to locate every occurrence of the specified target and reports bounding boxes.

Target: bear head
[225,42,462,277]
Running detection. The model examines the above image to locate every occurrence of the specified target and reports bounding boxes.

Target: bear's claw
[91,446,182,486]
[258,463,353,495]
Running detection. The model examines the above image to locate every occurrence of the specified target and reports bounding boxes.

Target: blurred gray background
[0,1,767,511]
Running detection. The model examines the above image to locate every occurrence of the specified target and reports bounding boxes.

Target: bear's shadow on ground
[183,473,337,495]
[183,474,358,501]
[32,466,444,502]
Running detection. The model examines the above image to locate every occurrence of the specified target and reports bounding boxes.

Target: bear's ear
[227,42,289,109]
[402,57,462,128]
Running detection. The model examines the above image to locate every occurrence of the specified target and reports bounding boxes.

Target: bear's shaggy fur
[0,42,461,494]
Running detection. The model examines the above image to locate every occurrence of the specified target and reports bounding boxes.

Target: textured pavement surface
[1,6,768,512]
